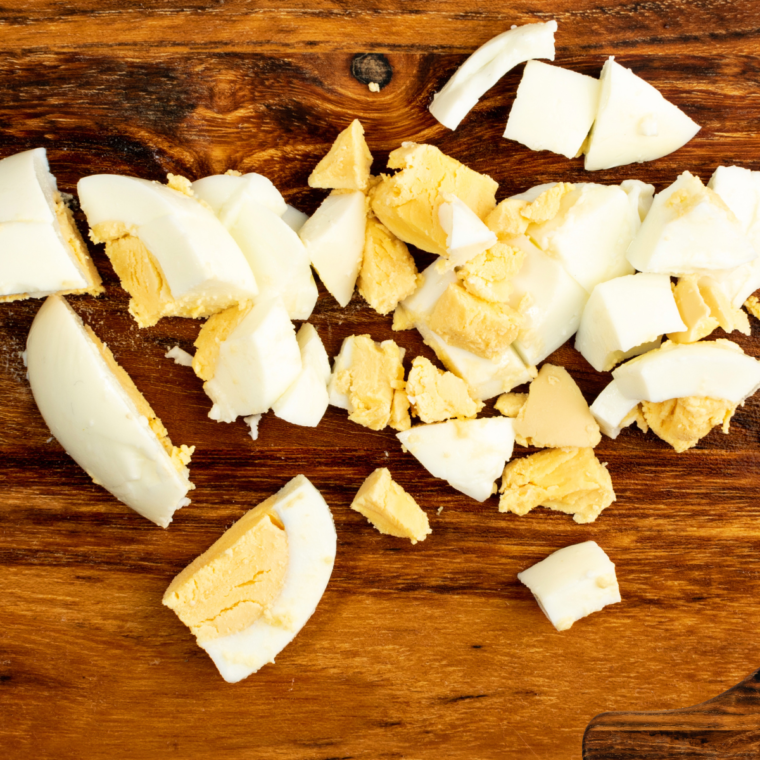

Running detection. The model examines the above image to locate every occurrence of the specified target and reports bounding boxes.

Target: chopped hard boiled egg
[351,468,431,544]
[397,417,515,502]
[589,380,640,440]
[193,298,302,423]
[429,20,558,130]
[191,171,287,217]
[308,119,373,191]
[406,356,483,422]
[299,190,367,308]
[164,474,336,683]
[0,148,103,302]
[627,171,756,276]
[437,193,497,269]
[26,295,194,527]
[513,364,601,449]
[78,174,258,327]
[575,272,685,372]
[500,448,615,523]
[370,143,497,255]
[517,541,621,631]
[504,60,600,159]
[612,339,760,405]
[272,324,330,428]
[584,57,700,171]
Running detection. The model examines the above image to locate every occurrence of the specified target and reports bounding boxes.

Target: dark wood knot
[351,54,393,89]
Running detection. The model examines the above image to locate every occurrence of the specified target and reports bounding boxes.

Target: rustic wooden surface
[2,2,760,759]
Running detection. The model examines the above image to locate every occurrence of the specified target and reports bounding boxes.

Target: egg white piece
[397,417,515,501]
[78,174,258,308]
[273,324,330,427]
[504,60,600,159]
[26,295,193,527]
[575,273,685,372]
[202,475,337,683]
[612,340,760,404]
[584,57,700,171]
[518,541,621,631]
[281,204,310,233]
[507,235,589,366]
[627,171,757,276]
[217,196,317,320]
[205,298,302,422]
[438,194,497,269]
[0,149,100,299]
[589,380,640,440]
[191,173,287,218]
[527,183,638,293]
[299,191,366,308]
[429,20,557,130]
[396,258,457,326]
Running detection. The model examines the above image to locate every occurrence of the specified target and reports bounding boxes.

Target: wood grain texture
[2,2,760,759]
[584,669,760,758]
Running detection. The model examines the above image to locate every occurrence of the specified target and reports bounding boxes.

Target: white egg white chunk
[297,323,331,385]
[26,295,193,527]
[397,417,515,502]
[621,179,656,222]
[273,324,330,427]
[0,147,57,223]
[707,166,760,306]
[205,298,302,422]
[518,541,621,631]
[299,191,366,308]
[584,57,700,171]
[417,324,535,401]
[438,194,497,269]
[327,336,355,410]
[507,235,589,366]
[527,183,637,293]
[78,174,258,308]
[281,204,310,233]
[429,20,557,131]
[575,273,685,372]
[217,196,317,320]
[612,340,760,404]
[590,380,640,439]
[0,149,102,299]
[504,61,600,159]
[202,475,337,683]
[165,345,194,367]
[627,171,757,276]
[190,173,287,218]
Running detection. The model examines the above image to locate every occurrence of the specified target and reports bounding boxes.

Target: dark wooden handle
[583,669,760,758]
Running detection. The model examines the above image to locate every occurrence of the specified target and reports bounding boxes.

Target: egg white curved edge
[137,212,258,302]
[429,20,557,130]
[26,295,193,527]
[201,475,337,683]
[221,197,317,320]
[0,148,56,224]
[192,173,286,218]
[612,341,760,404]
[0,222,88,297]
[78,174,205,229]
[589,380,639,439]
[397,417,515,502]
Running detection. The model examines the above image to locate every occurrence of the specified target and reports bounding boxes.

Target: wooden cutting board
[2,2,760,758]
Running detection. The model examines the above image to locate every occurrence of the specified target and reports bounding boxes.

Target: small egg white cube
[396,258,457,325]
[528,183,637,293]
[438,194,497,268]
[397,417,515,502]
[504,60,600,159]
[299,191,366,308]
[205,298,302,422]
[518,541,621,631]
[589,380,639,439]
[575,273,685,372]
[507,235,589,366]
